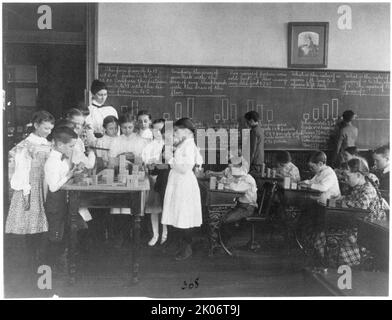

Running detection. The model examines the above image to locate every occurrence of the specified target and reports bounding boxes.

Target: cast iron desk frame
[198,179,245,256]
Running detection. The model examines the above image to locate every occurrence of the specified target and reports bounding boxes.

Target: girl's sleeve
[169,144,195,174]
[10,146,32,195]
[344,191,371,210]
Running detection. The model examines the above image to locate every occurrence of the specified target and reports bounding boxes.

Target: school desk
[198,178,246,206]
[277,187,322,213]
[62,178,149,285]
[198,178,246,255]
[357,217,389,271]
[296,202,369,246]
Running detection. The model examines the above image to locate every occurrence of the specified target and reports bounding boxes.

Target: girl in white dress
[108,113,149,247]
[161,118,203,260]
[95,115,119,169]
[142,121,167,246]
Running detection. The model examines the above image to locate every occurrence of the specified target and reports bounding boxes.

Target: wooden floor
[4,222,332,298]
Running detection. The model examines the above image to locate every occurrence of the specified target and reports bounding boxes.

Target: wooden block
[118,173,128,184]
[119,155,127,172]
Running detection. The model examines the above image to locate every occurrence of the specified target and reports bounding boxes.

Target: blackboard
[99,64,390,150]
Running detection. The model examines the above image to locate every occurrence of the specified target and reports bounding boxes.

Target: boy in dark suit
[244,111,265,173]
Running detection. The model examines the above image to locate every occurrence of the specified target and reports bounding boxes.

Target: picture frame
[288,22,329,68]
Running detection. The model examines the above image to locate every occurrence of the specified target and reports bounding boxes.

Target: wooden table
[62,179,149,285]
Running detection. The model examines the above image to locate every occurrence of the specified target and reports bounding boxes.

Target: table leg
[132,214,142,283]
[67,191,80,285]
[128,191,144,285]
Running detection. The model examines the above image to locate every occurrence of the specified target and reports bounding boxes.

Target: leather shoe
[175,244,192,261]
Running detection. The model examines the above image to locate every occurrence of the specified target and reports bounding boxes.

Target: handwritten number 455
[182,277,199,290]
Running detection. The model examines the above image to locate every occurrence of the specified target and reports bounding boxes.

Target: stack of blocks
[118,155,129,184]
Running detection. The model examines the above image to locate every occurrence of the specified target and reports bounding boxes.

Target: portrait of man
[297,31,319,58]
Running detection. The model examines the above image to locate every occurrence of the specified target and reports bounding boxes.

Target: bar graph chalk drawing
[100,64,389,149]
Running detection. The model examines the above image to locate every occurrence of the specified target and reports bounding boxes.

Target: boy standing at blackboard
[333,110,358,166]
[244,111,265,173]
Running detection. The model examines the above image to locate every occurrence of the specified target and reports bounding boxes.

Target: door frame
[86,3,98,106]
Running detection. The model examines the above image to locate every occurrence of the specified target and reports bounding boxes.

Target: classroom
[1,1,390,299]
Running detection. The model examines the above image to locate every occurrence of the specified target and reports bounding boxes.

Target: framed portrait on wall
[288,22,329,68]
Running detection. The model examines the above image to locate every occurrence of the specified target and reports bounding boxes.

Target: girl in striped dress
[6,111,55,270]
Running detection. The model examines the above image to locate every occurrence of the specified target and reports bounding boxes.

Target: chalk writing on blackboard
[99,64,389,149]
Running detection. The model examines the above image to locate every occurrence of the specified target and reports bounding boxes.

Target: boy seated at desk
[314,158,389,268]
[206,155,258,255]
[274,150,300,182]
[298,151,341,204]
[206,153,249,179]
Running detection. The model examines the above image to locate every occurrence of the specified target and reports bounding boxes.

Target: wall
[97,2,390,71]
